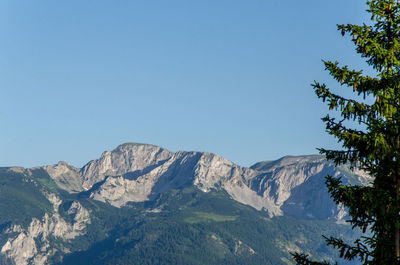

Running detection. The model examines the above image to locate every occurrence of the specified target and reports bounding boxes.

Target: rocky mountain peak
[80,143,174,189]
[56,161,75,167]
[44,162,82,193]
[111,142,159,152]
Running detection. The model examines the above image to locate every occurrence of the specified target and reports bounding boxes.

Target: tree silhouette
[292,0,400,264]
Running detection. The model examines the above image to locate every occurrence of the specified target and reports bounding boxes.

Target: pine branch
[338,3,400,71]
[325,175,375,229]
[324,236,371,263]
[318,149,361,166]
[290,253,335,265]
[322,60,380,96]
[321,114,393,160]
[313,82,373,121]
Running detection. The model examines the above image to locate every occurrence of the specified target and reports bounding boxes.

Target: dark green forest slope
[57,187,358,265]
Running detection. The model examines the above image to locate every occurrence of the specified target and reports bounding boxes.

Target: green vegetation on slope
[57,187,359,265]
[184,211,237,223]
[0,167,55,227]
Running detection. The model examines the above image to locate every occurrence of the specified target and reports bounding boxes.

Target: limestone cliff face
[193,152,281,215]
[250,156,347,219]
[89,151,202,206]
[44,162,83,193]
[0,194,90,265]
[80,143,174,190]
[65,143,369,220]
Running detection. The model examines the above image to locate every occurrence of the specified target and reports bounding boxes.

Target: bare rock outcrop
[79,144,366,220]
[1,194,90,265]
[44,162,83,193]
[80,143,173,190]
[44,143,369,220]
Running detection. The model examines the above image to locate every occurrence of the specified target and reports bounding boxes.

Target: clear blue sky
[0,0,370,168]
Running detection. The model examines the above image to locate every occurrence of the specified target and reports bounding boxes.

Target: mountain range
[0,143,369,265]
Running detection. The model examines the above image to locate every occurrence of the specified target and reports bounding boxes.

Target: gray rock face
[89,151,202,206]
[47,143,369,220]
[84,148,272,212]
[44,161,83,193]
[1,193,90,265]
[80,143,174,190]
[250,156,344,219]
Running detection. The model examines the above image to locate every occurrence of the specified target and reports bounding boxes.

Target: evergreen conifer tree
[292,0,400,264]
